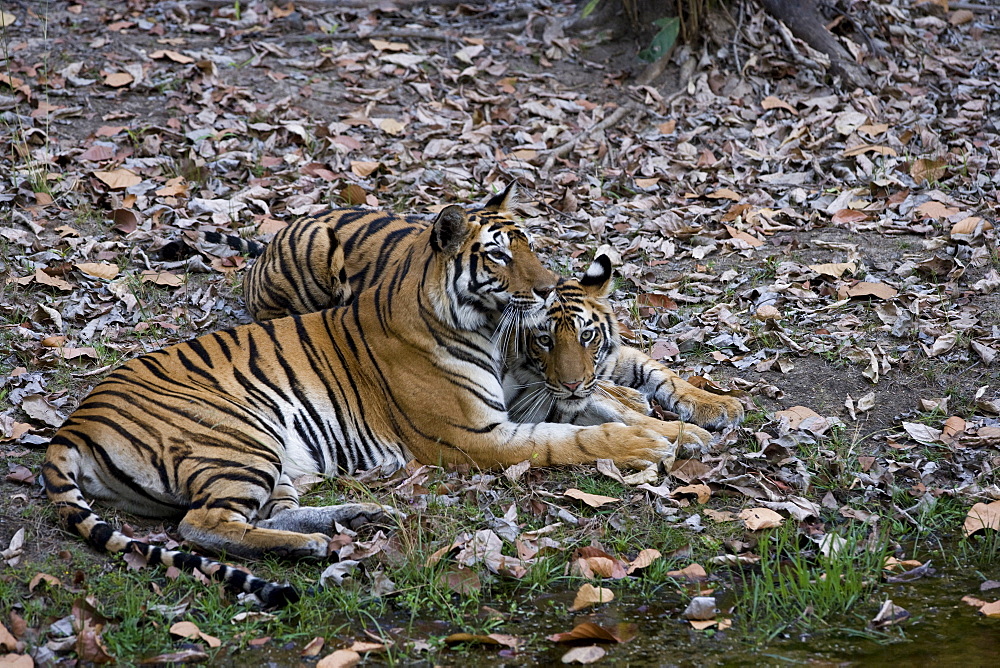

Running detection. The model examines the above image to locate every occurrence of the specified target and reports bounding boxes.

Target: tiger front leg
[433,420,687,472]
[613,347,744,430]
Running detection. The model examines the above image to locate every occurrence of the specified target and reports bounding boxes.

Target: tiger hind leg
[257,503,399,534]
[257,473,400,534]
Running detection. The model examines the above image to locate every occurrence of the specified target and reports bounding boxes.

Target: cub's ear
[484,181,518,212]
[430,205,472,255]
[580,254,613,298]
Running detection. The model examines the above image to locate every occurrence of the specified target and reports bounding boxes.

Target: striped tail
[201,231,267,258]
[41,452,298,607]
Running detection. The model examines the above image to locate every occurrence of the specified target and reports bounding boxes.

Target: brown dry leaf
[104,72,134,87]
[626,548,661,574]
[809,262,856,278]
[547,622,624,644]
[345,641,386,653]
[707,188,741,201]
[980,600,1000,617]
[657,119,676,134]
[76,262,120,280]
[77,621,115,664]
[569,583,615,611]
[704,508,737,523]
[831,209,870,225]
[169,621,221,648]
[378,119,406,135]
[350,161,381,177]
[673,484,711,504]
[94,169,141,189]
[637,293,678,310]
[910,158,948,184]
[140,270,183,287]
[739,507,784,530]
[28,572,61,593]
[317,650,361,668]
[689,619,717,630]
[0,621,17,651]
[440,566,481,595]
[842,144,897,157]
[775,405,822,429]
[34,268,73,291]
[963,500,1000,536]
[667,563,708,581]
[761,96,797,114]
[560,645,607,664]
[914,201,960,219]
[842,282,898,300]
[369,38,409,52]
[724,225,764,247]
[443,633,519,648]
[941,416,966,444]
[0,10,17,27]
[156,177,188,197]
[754,304,780,321]
[564,488,619,508]
[301,637,325,657]
[150,49,194,64]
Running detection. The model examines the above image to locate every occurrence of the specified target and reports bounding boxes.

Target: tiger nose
[534,282,554,299]
[562,380,582,392]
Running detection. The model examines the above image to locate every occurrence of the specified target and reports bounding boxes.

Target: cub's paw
[673,392,744,430]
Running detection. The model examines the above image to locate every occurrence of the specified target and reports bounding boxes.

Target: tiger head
[428,183,556,331]
[525,255,620,402]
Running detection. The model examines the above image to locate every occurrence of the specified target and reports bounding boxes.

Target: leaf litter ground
[1,0,999,665]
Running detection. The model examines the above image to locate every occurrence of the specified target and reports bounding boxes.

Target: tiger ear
[430,205,472,255]
[484,182,518,212]
[580,254,613,298]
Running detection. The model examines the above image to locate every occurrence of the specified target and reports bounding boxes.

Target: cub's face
[527,257,618,402]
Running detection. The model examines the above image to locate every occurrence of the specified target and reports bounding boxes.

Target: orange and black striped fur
[506,255,743,433]
[210,186,743,434]
[43,200,689,606]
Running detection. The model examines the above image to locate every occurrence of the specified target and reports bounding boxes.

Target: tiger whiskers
[507,382,553,423]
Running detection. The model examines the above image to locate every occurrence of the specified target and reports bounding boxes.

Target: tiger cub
[207,185,742,432]
[507,255,743,433]
[44,202,693,606]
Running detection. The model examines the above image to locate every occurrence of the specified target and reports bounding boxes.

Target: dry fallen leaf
[316,649,361,668]
[560,645,607,664]
[775,405,822,429]
[140,270,184,287]
[94,168,141,189]
[103,72,134,87]
[963,500,1000,537]
[75,262,120,280]
[564,488,619,508]
[673,483,711,504]
[569,583,615,611]
[169,621,221,648]
[739,507,784,530]
[547,622,627,644]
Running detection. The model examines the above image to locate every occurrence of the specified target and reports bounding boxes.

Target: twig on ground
[541,103,645,173]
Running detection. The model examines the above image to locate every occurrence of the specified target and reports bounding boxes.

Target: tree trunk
[756,0,874,89]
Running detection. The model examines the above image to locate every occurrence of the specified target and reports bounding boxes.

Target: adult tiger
[43,202,693,607]
[206,185,743,432]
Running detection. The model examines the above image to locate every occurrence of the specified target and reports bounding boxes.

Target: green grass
[736,521,889,642]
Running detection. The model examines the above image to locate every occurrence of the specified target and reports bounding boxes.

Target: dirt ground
[1,0,1000,663]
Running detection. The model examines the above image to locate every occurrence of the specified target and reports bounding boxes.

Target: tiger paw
[329,503,404,531]
[606,423,685,470]
[672,392,744,430]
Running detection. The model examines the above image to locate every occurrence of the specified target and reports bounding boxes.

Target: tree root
[756,0,875,90]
